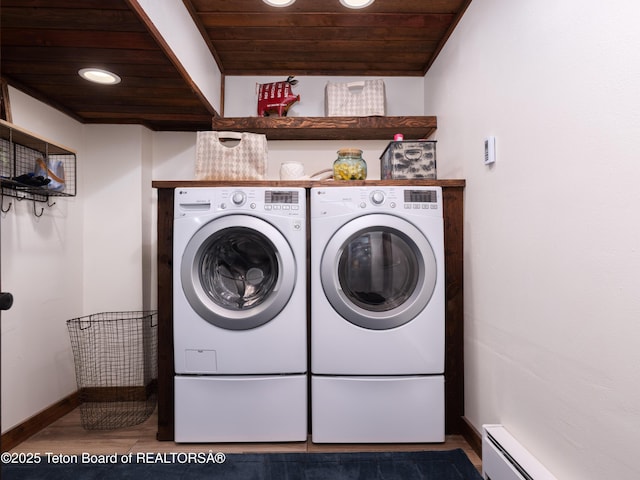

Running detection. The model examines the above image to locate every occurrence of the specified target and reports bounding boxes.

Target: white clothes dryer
[310,185,445,443]
[173,187,307,443]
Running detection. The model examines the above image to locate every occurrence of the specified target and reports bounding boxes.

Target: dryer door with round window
[320,214,437,330]
[181,215,296,330]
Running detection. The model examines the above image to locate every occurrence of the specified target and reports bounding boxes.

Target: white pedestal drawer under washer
[173,187,307,443]
[310,185,445,443]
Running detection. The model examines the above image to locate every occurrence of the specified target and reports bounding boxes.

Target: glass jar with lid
[333,148,367,180]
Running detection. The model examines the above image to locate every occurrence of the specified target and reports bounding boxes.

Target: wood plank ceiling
[0,0,471,131]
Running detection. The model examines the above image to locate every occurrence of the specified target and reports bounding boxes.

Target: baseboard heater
[482,424,557,480]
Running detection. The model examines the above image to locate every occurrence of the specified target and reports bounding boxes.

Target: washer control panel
[175,188,304,218]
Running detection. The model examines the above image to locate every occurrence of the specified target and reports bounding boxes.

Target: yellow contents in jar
[333,148,367,180]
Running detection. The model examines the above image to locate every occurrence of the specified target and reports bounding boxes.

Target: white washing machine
[173,187,307,443]
[310,185,445,443]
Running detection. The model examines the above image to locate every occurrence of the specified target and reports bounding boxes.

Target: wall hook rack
[0,191,55,216]
[1,120,77,211]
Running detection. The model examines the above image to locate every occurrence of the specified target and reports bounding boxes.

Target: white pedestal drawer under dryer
[310,185,445,443]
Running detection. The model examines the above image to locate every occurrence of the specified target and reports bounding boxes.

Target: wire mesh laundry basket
[67,311,158,430]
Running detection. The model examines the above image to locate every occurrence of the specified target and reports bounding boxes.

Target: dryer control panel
[312,186,441,218]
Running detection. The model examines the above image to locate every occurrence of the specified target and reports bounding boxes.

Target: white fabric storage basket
[195,131,267,180]
[325,79,386,117]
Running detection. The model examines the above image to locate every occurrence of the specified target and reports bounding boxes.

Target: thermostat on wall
[484,136,496,165]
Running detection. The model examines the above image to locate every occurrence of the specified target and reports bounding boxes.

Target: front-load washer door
[181,214,296,330]
[320,214,437,330]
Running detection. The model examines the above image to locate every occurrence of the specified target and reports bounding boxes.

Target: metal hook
[47,198,56,208]
[32,200,44,217]
[1,191,12,213]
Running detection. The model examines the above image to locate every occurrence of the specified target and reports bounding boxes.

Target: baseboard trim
[80,380,157,402]
[1,391,80,452]
[460,416,482,457]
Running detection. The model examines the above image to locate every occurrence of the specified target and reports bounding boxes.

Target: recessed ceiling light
[78,68,121,85]
[340,0,375,8]
[262,0,296,7]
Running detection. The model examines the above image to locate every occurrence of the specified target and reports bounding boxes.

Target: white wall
[424,1,640,479]
[81,125,148,313]
[1,88,84,431]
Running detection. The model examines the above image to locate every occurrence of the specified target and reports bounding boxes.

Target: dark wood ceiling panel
[188,0,468,14]
[1,29,158,50]
[1,7,145,31]
[197,13,454,30]
[0,0,472,130]
[187,0,471,76]
[0,0,216,131]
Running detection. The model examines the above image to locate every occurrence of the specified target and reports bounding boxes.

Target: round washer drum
[181,214,296,331]
[320,213,437,330]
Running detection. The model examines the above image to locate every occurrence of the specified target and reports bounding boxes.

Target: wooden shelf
[152,179,465,189]
[0,119,75,155]
[211,116,437,141]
